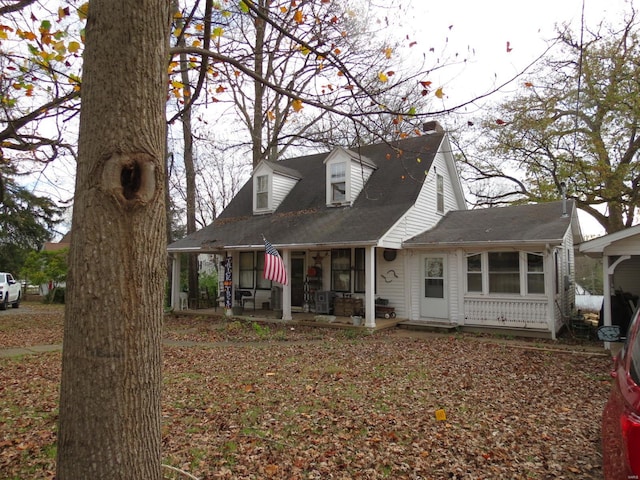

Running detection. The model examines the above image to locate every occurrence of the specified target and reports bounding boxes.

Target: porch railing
[463,297,550,330]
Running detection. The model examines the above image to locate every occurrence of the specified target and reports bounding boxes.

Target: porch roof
[168,134,443,253]
[404,200,579,248]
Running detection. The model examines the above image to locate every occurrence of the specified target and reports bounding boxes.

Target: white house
[168,122,581,339]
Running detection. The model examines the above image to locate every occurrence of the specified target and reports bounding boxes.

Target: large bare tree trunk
[56,1,169,478]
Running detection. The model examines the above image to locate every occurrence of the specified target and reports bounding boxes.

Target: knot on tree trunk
[101,153,157,207]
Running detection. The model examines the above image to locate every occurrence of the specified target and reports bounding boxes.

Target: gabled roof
[258,160,301,179]
[579,223,640,255]
[168,133,445,251]
[404,200,580,247]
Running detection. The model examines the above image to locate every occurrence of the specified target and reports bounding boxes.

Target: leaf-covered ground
[0,303,613,479]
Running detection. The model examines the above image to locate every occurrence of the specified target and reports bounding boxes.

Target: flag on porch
[263,237,288,285]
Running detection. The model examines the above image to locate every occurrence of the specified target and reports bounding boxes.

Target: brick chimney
[423,121,444,133]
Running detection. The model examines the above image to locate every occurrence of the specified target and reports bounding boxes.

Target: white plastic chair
[179,292,188,310]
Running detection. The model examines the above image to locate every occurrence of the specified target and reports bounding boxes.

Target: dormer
[324,147,377,206]
[252,160,300,214]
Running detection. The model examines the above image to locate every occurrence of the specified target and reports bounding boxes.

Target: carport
[579,224,640,349]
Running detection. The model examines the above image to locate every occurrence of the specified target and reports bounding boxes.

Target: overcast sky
[396,0,634,236]
[403,0,633,110]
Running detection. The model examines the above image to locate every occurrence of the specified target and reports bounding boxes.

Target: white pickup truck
[0,272,21,309]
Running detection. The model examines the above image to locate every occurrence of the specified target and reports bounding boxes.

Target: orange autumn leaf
[384,47,392,59]
[293,10,304,24]
[524,81,534,88]
[292,99,303,112]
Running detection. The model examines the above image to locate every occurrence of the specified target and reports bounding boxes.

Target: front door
[420,255,448,320]
[291,256,305,308]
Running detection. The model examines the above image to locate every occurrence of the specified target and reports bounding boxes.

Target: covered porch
[168,244,386,329]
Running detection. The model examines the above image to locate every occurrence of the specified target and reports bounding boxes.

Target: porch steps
[397,321,458,334]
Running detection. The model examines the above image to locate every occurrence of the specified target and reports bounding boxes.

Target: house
[579,224,640,344]
[168,122,581,338]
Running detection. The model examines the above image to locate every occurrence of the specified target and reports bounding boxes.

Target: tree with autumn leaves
[459,8,640,234]
[3,1,467,478]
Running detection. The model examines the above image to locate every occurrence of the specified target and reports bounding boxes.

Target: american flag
[263,237,288,285]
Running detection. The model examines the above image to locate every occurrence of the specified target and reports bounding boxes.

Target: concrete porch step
[397,321,458,333]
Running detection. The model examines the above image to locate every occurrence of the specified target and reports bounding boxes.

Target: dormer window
[256,175,269,209]
[331,162,346,203]
[324,147,376,206]
[252,160,301,215]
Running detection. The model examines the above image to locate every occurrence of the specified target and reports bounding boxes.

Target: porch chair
[178,292,188,310]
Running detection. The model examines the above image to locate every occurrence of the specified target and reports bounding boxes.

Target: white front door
[420,255,448,320]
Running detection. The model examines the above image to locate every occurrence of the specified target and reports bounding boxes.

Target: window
[425,257,444,298]
[488,252,520,294]
[239,252,254,289]
[354,248,365,293]
[331,248,351,291]
[330,162,346,203]
[436,174,444,213]
[256,175,269,209]
[466,253,482,292]
[527,253,545,294]
[256,253,271,289]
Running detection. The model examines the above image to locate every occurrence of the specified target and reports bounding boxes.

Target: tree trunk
[179,20,199,303]
[56,1,169,478]
[251,0,267,168]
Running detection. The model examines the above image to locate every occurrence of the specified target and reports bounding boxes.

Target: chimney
[423,121,444,134]
[560,181,568,217]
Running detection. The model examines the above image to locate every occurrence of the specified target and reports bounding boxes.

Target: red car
[602,307,640,479]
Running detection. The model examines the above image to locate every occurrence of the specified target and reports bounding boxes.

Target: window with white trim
[256,175,269,210]
[527,253,545,294]
[330,162,346,203]
[488,252,520,294]
[466,253,483,292]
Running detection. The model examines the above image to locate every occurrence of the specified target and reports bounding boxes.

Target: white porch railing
[463,297,550,330]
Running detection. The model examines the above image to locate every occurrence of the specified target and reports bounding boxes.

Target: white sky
[398,0,635,236]
[404,0,633,108]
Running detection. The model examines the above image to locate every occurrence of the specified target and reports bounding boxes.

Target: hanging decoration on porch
[222,256,233,310]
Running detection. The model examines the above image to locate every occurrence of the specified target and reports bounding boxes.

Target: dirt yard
[0,303,612,479]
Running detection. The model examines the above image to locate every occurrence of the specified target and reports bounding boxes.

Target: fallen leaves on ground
[0,304,612,479]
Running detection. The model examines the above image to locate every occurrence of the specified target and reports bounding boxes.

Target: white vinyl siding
[349,161,374,203]
[272,174,297,209]
[376,248,407,318]
[382,146,462,247]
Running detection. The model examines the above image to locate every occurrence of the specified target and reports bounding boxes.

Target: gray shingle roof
[404,200,576,247]
[168,133,444,251]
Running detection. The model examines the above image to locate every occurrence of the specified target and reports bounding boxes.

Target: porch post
[364,246,376,328]
[602,254,611,350]
[171,253,181,310]
[282,249,292,321]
